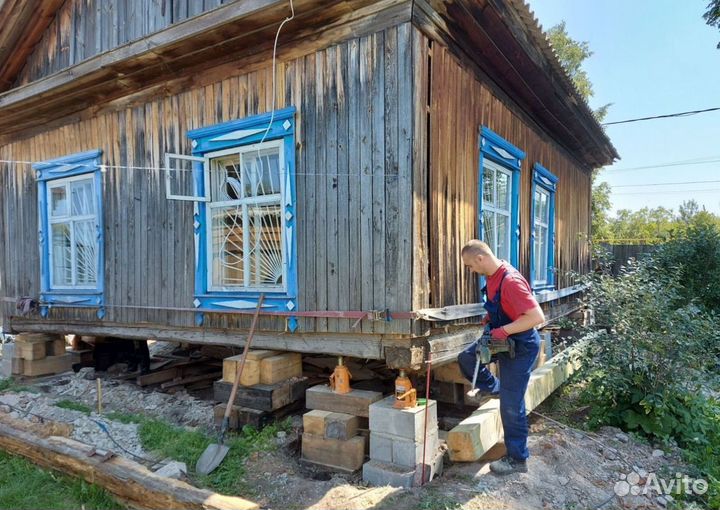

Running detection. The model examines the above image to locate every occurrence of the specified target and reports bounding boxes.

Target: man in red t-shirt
[457,239,544,475]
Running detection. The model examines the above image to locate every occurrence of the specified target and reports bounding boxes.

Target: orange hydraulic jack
[394,369,417,409]
[329,356,352,394]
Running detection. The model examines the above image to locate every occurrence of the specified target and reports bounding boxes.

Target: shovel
[196,294,265,475]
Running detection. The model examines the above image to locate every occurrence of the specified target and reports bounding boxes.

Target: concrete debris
[154,460,188,480]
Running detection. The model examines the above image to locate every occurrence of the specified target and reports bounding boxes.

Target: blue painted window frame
[34,150,105,319]
[187,107,298,328]
[530,163,558,292]
[478,126,525,268]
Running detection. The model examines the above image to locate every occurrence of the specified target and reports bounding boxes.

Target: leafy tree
[591,178,612,241]
[705,0,720,48]
[678,199,700,224]
[547,21,612,121]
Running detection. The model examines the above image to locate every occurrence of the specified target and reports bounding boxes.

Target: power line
[613,188,720,196]
[603,157,720,173]
[611,179,720,188]
[601,107,720,126]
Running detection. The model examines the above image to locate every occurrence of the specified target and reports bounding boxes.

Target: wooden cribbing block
[22,354,73,377]
[46,338,67,356]
[433,361,469,384]
[11,357,24,375]
[17,342,46,361]
[302,410,365,440]
[260,352,302,384]
[213,377,308,412]
[305,385,383,418]
[301,434,366,473]
[447,339,588,462]
[215,401,304,430]
[222,350,278,386]
[0,422,259,510]
[15,333,57,344]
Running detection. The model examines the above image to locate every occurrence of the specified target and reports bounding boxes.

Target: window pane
[50,186,68,217]
[496,214,509,261]
[52,223,72,286]
[242,147,281,198]
[71,179,95,215]
[210,156,242,202]
[496,170,510,211]
[248,204,283,286]
[482,167,494,207]
[74,220,97,285]
[533,190,542,222]
[211,206,245,287]
[483,211,495,250]
[535,224,548,283]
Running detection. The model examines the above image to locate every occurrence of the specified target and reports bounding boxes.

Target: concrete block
[414,448,444,485]
[362,460,416,488]
[368,396,437,441]
[369,429,439,468]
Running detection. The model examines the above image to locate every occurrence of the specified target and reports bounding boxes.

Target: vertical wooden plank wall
[14,0,225,87]
[0,24,415,336]
[425,37,592,308]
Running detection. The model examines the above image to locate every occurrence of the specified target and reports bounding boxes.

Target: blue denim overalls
[457,268,541,460]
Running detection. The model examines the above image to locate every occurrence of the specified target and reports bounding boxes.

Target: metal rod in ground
[421,351,433,485]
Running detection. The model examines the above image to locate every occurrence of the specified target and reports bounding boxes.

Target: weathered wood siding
[0,23,414,336]
[14,0,231,87]
[424,38,592,308]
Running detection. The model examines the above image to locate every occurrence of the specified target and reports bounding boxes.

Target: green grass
[0,377,39,394]
[0,450,123,509]
[55,399,92,415]
[105,411,291,495]
[416,489,462,510]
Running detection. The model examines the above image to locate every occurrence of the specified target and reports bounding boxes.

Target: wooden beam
[7,318,386,359]
[0,423,259,510]
[446,338,588,462]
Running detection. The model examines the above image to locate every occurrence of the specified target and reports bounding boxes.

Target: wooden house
[0,0,617,370]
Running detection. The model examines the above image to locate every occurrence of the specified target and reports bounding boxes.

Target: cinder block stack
[213,350,307,428]
[362,396,444,488]
[300,384,383,472]
[12,333,72,377]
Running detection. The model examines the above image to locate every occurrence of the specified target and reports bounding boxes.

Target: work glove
[490,327,509,340]
[480,314,490,326]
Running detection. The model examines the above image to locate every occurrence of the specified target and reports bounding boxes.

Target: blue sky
[529,0,720,215]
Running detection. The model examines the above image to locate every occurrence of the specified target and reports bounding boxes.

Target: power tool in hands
[466,326,515,397]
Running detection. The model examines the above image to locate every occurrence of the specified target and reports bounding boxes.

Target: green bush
[579,234,720,508]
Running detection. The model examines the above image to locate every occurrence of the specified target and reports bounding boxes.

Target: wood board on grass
[0,421,258,510]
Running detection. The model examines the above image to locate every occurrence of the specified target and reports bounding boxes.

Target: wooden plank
[259,352,302,384]
[215,400,304,430]
[383,25,400,336]
[305,384,382,418]
[0,423,259,510]
[371,30,386,334]
[358,33,374,335]
[314,48,328,333]
[213,378,308,412]
[300,53,316,333]
[324,412,361,441]
[46,338,67,356]
[222,350,279,386]
[8,320,387,359]
[301,433,366,473]
[447,338,588,462]
[22,353,73,377]
[303,410,334,437]
[17,342,46,361]
[346,37,362,334]
[335,41,351,333]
